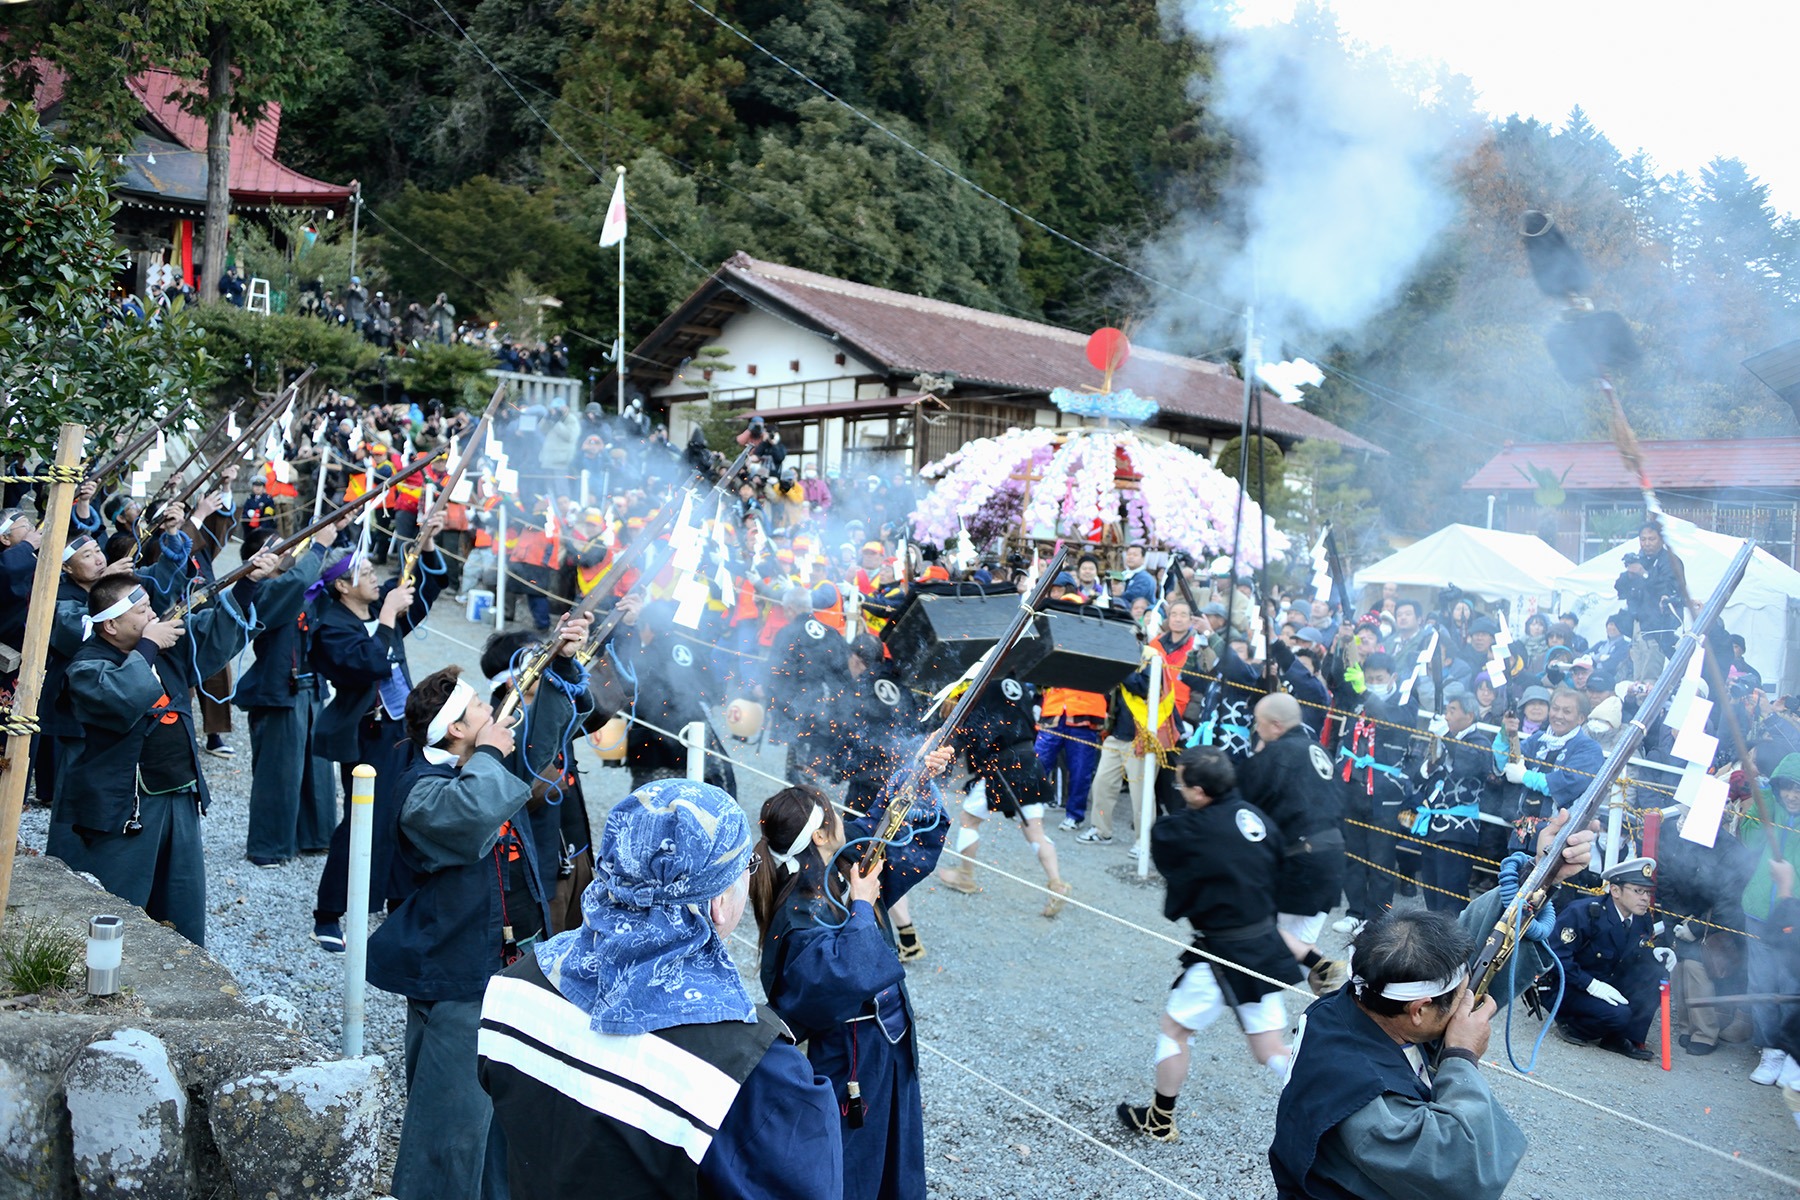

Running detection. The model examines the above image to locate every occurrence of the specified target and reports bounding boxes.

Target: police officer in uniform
[1551,856,1669,1059]
[1235,692,1346,990]
[1119,746,1303,1142]
[1409,683,1489,913]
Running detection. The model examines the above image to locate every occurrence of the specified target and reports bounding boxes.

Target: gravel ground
[22,594,1800,1198]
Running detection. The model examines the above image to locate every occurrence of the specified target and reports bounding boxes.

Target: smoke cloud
[1142,1,1474,351]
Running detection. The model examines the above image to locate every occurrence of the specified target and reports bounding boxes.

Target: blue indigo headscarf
[535,778,755,1035]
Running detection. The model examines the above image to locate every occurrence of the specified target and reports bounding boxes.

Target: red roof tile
[26,64,351,208]
[705,255,1378,452]
[1464,439,1800,492]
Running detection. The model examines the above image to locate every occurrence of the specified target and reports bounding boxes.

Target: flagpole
[616,165,627,417]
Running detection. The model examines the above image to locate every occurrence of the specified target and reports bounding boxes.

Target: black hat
[1468,617,1500,635]
[1584,673,1615,693]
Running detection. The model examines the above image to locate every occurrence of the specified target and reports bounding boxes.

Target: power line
[677,0,1244,321]
[351,0,1048,324]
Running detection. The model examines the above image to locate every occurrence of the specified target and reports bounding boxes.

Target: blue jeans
[393,997,509,1200]
[1035,725,1101,822]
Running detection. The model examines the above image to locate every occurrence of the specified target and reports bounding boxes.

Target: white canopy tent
[1353,525,1576,611]
[1554,515,1799,689]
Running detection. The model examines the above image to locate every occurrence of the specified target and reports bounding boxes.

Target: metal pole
[1486,493,1496,530]
[580,469,590,509]
[347,182,362,289]
[1138,649,1163,878]
[616,166,627,417]
[494,502,508,631]
[682,720,706,781]
[342,762,375,1058]
[312,444,331,522]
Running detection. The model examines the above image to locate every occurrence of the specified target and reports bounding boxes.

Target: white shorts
[1166,963,1289,1035]
[1278,912,1327,946]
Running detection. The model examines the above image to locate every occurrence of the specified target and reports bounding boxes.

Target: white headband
[62,535,96,564]
[82,586,146,640]
[426,679,477,746]
[769,805,825,876]
[1349,951,1470,1003]
[487,670,514,692]
[0,513,15,537]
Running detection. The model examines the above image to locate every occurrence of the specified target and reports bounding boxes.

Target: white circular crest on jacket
[1000,679,1023,702]
[874,679,901,707]
[1236,808,1267,842]
[804,619,827,640]
[671,644,693,668]
[1308,744,1334,779]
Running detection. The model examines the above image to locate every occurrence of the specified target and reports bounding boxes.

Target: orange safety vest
[1040,686,1107,724]
[510,527,559,569]
[1156,633,1196,715]
[263,462,299,498]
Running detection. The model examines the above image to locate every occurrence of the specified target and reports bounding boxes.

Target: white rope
[1481,1063,1800,1188]
[516,694,1800,1187]
[718,930,1209,1199]
[917,1043,1210,1199]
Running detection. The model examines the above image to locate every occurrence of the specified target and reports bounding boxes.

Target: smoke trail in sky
[1144,1,1475,349]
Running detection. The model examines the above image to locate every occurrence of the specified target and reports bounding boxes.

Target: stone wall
[0,854,386,1200]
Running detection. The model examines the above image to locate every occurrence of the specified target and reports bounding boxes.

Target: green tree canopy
[373,176,596,320]
[0,106,209,456]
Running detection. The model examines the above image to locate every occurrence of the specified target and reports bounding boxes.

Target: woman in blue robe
[750,750,950,1200]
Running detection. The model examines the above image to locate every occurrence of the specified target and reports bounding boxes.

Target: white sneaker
[1753,1047,1788,1085]
[1331,916,1363,935]
[1057,817,1079,832]
[1777,1056,1800,1091]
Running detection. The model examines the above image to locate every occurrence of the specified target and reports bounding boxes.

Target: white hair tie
[769,805,824,875]
[82,586,146,640]
[426,679,477,746]
[1347,947,1470,1002]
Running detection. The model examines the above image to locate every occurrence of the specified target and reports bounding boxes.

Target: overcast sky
[1233,0,1797,217]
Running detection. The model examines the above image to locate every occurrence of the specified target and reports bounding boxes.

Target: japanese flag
[598,174,627,248]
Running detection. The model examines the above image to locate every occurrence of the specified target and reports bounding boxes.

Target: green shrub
[0,917,84,996]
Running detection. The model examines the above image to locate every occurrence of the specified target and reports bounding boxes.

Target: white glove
[1652,947,1677,973]
[1586,979,1628,1007]
[1674,921,1698,943]
[1504,761,1525,784]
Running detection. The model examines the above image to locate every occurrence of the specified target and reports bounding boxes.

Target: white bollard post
[494,503,508,631]
[580,469,590,509]
[1138,650,1163,878]
[312,445,331,522]
[342,763,376,1058]
[682,721,706,781]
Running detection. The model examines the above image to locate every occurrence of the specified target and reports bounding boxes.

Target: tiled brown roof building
[619,253,1376,475]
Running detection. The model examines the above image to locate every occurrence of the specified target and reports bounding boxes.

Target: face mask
[1369,681,1397,700]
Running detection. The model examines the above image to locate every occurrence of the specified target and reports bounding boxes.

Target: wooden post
[0,423,85,927]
